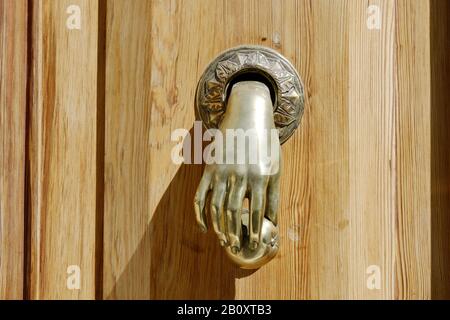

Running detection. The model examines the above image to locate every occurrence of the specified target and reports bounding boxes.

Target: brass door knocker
[194,45,304,269]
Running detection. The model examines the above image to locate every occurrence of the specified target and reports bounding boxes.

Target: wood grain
[101,0,449,299]
[430,0,450,300]
[103,0,235,299]
[103,0,153,299]
[27,0,98,299]
[0,0,27,299]
[395,0,431,299]
[347,0,396,299]
[297,0,350,299]
[0,0,447,301]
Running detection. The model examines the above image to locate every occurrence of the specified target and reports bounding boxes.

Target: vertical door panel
[102,0,443,299]
[0,0,444,300]
[346,0,396,299]
[28,0,98,299]
[430,0,450,300]
[395,0,432,299]
[103,0,233,299]
[103,0,153,299]
[0,0,27,299]
[274,0,351,300]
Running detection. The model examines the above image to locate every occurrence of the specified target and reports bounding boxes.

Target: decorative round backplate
[195,45,305,144]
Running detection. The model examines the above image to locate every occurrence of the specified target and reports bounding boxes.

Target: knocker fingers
[210,179,227,246]
[249,182,267,250]
[225,174,247,254]
[194,171,212,233]
[265,173,280,226]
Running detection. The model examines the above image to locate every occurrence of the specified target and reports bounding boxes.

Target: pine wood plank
[0,0,27,299]
[395,0,431,300]
[27,0,98,299]
[102,0,446,300]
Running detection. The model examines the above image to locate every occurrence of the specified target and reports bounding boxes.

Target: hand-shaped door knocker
[194,46,304,269]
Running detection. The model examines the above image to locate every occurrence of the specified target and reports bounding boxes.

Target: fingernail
[231,246,240,254]
[200,225,207,233]
[220,240,227,247]
[250,241,258,250]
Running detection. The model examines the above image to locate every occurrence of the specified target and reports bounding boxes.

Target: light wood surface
[0,0,27,299]
[346,0,396,299]
[0,0,448,300]
[395,0,431,299]
[27,0,98,299]
[101,0,447,299]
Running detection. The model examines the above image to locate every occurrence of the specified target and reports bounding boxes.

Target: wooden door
[0,0,449,300]
[0,0,27,299]
[101,0,450,299]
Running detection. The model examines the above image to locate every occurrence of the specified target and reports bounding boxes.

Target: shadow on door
[106,128,254,299]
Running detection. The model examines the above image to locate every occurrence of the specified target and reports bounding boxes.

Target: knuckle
[227,206,240,215]
[212,223,220,233]
[226,209,236,218]
[194,191,204,202]
[214,168,227,180]
[234,173,245,184]
[195,217,203,225]
[230,172,245,185]
[211,194,224,208]
[193,198,202,207]
[210,204,219,215]
[214,229,225,238]
[229,235,240,244]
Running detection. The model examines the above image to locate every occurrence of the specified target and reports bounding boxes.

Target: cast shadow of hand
[106,128,255,299]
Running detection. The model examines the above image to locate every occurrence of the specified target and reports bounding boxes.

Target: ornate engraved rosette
[195,45,305,144]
